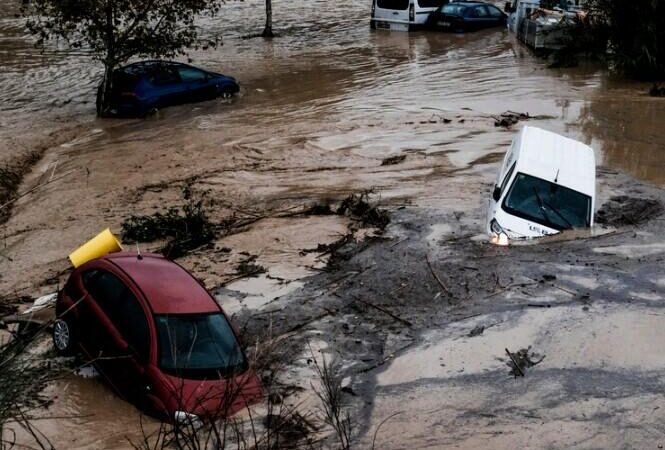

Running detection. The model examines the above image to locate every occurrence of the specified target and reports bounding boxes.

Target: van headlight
[489,220,509,246]
[174,411,203,429]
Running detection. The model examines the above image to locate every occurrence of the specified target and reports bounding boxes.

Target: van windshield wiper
[532,187,573,229]
[532,187,552,224]
[542,199,573,229]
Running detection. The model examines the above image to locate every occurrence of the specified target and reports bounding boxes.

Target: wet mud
[1,0,665,447]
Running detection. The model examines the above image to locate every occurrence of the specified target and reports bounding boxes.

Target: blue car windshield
[502,173,591,230]
[156,313,247,379]
[442,4,467,15]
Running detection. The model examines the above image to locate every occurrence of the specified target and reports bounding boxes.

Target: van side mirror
[492,186,502,201]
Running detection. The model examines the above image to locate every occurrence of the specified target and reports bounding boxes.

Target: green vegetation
[585,0,665,79]
[121,184,216,258]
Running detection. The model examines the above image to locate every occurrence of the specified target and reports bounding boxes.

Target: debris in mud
[596,195,663,226]
[468,322,500,337]
[468,325,485,337]
[494,111,530,127]
[381,155,407,166]
[301,234,353,257]
[337,192,390,230]
[650,83,665,97]
[306,202,335,216]
[303,192,390,231]
[0,150,41,224]
[263,411,318,444]
[493,111,553,128]
[121,184,215,258]
[236,254,266,277]
[505,346,545,378]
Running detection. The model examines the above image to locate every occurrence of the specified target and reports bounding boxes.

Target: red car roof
[105,253,220,314]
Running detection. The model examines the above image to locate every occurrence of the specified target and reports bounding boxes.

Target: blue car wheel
[217,83,239,98]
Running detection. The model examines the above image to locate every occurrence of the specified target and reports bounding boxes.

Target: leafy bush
[585,0,665,79]
[122,184,216,258]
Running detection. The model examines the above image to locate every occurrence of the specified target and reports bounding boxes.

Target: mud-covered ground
[225,169,665,450]
[2,0,665,448]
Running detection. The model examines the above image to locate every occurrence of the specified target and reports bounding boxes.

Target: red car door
[80,268,152,402]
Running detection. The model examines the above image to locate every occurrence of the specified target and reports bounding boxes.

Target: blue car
[98,61,240,117]
[426,2,507,32]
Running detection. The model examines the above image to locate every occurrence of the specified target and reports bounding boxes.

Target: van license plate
[438,21,451,27]
[376,21,390,29]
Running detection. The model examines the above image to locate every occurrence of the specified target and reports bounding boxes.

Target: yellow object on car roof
[68,228,123,268]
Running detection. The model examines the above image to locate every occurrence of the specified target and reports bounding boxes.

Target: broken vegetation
[305,191,390,230]
[235,254,267,278]
[596,195,663,226]
[1,324,63,450]
[0,151,41,224]
[121,184,216,259]
[493,111,554,128]
[505,347,545,378]
[336,192,390,230]
[380,155,407,166]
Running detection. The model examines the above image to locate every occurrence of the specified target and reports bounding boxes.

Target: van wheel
[53,318,76,356]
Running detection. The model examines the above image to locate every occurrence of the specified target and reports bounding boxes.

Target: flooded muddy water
[2,0,665,448]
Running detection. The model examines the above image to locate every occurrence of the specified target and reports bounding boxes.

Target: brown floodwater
[1,0,664,183]
[1,0,665,448]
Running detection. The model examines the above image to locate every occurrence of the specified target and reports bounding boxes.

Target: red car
[52,252,262,423]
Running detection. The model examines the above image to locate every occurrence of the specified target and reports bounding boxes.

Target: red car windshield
[155,313,247,379]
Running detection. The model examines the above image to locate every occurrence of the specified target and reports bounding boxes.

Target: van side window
[82,270,150,360]
[417,0,444,7]
[501,162,517,194]
[377,0,409,10]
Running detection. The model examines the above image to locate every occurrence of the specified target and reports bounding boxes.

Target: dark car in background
[426,2,507,32]
[98,61,240,117]
[52,252,261,423]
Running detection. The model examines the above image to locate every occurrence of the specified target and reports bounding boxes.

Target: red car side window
[82,269,151,360]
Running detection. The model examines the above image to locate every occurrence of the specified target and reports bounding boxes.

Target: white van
[370,0,444,31]
[487,126,596,244]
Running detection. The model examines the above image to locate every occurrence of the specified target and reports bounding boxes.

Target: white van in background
[487,126,596,244]
[370,0,445,31]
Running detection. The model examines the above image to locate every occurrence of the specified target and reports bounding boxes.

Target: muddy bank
[223,169,665,449]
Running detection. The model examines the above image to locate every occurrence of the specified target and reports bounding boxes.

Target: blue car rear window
[442,4,467,14]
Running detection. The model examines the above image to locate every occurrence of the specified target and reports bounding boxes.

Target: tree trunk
[262,0,274,38]
[97,0,115,117]
[97,64,114,117]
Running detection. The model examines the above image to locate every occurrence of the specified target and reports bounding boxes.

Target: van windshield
[502,173,591,230]
[156,313,247,379]
[377,0,409,10]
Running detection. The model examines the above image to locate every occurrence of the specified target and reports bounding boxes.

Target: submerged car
[487,126,596,244]
[370,0,445,31]
[98,60,240,117]
[426,2,508,32]
[52,252,261,423]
